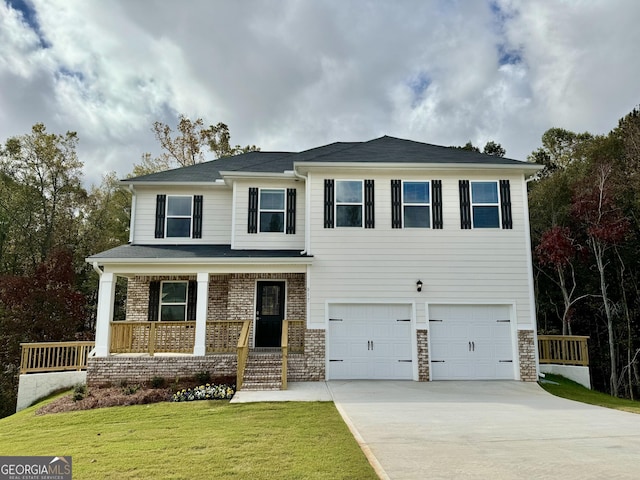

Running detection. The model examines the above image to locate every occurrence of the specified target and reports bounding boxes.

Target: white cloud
[0,0,639,185]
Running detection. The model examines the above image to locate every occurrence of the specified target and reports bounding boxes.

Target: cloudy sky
[1,0,639,186]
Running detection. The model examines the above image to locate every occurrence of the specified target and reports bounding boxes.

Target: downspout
[128,184,136,244]
[92,262,103,277]
[293,167,310,255]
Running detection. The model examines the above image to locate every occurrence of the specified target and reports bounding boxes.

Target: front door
[255,281,286,347]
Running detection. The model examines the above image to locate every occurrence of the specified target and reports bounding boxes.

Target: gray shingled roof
[124,136,538,183]
[87,244,311,261]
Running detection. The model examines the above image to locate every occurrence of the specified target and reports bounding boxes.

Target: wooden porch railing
[206,321,246,353]
[538,335,589,366]
[20,341,95,374]
[281,319,305,390]
[282,320,289,390]
[236,320,251,390]
[110,321,196,355]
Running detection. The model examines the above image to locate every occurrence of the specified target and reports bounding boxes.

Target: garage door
[328,304,413,380]
[429,304,515,380]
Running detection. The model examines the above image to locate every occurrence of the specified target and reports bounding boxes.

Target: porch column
[193,272,209,356]
[95,272,116,357]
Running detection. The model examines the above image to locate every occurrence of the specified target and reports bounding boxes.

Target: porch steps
[241,352,283,391]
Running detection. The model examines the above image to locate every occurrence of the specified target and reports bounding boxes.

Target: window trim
[335,179,364,228]
[401,180,432,229]
[165,195,193,238]
[258,188,286,233]
[159,280,189,321]
[470,180,501,229]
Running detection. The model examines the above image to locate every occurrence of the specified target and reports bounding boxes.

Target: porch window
[160,281,188,321]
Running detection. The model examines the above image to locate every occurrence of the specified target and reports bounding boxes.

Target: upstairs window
[166,196,193,237]
[160,281,188,321]
[154,195,203,239]
[403,181,430,228]
[336,180,363,227]
[259,189,285,232]
[470,181,500,228]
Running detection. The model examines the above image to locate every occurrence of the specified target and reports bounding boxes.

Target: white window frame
[165,195,193,238]
[402,180,431,229]
[258,188,286,233]
[159,280,189,321]
[470,180,501,229]
[335,179,364,228]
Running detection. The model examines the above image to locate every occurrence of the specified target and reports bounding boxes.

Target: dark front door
[255,281,286,347]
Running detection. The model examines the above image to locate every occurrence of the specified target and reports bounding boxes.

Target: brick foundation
[87,355,236,387]
[518,330,537,381]
[417,330,429,381]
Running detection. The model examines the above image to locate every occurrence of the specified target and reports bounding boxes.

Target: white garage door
[328,304,413,380]
[429,304,515,380]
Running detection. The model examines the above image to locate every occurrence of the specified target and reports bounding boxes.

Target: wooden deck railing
[111,321,196,355]
[538,335,589,366]
[20,341,95,374]
[236,320,251,390]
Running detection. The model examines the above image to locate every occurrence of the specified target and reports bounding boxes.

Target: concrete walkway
[327,380,640,480]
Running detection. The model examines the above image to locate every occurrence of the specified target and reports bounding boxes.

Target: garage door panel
[328,304,413,380]
[429,304,515,380]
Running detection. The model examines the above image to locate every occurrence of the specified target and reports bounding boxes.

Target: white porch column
[193,272,209,356]
[94,272,116,357]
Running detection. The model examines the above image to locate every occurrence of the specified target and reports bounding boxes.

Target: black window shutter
[192,195,203,238]
[459,180,472,229]
[247,188,258,234]
[324,179,335,228]
[432,180,443,229]
[155,195,166,238]
[500,180,513,229]
[148,281,160,321]
[186,280,197,321]
[364,180,375,228]
[286,188,296,234]
[391,180,402,228]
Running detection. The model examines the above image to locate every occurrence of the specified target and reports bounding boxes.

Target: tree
[572,162,630,396]
[142,115,259,173]
[535,226,590,335]
[527,128,593,175]
[483,141,506,157]
[0,124,86,272]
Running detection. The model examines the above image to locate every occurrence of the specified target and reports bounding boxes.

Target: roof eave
[294,161,543,173]
[86,256,313,265]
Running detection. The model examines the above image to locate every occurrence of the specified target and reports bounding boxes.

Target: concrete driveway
[327,380,640,480]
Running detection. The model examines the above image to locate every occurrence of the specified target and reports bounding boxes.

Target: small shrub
[194,371,211,384]
[73,384,87,402]
[122,384,140,396]
[172,383,235,402]
[150,376,166,389]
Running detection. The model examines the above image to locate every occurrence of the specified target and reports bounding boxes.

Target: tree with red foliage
[572,163,630,396]
[0,249,86,417]
[536,226,588,335]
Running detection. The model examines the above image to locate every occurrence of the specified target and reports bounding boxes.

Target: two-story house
[86,136,542,389]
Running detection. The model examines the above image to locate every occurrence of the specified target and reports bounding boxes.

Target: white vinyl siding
[132,186,231,244]
[306,169,533,334]
[233,180,305,250]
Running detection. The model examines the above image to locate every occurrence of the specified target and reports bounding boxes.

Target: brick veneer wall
[417,330,429,381]
[87,355,236,387]
[518,330,537,381]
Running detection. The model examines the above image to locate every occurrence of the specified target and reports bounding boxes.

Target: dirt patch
[36,387,173,415]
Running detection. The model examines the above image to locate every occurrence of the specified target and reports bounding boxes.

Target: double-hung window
[403,181,431,228]
[159,281,188,321]
[336,180,363,227]
[259,189,285,232]
[470,181,500,228]
[166,196,193,237]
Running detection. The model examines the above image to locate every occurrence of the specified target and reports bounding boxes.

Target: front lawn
[539,374,640,414]
[0,397,377,479]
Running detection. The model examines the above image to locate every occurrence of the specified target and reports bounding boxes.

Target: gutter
[128,184,136,243]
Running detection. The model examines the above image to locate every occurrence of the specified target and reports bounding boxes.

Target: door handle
[472,341,475,352]
[367,340,371,350]
[371,341,374,350]
[469,341,471,352]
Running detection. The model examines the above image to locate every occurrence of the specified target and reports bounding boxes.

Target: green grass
[539,374,640,414]
[0,396,377,480]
